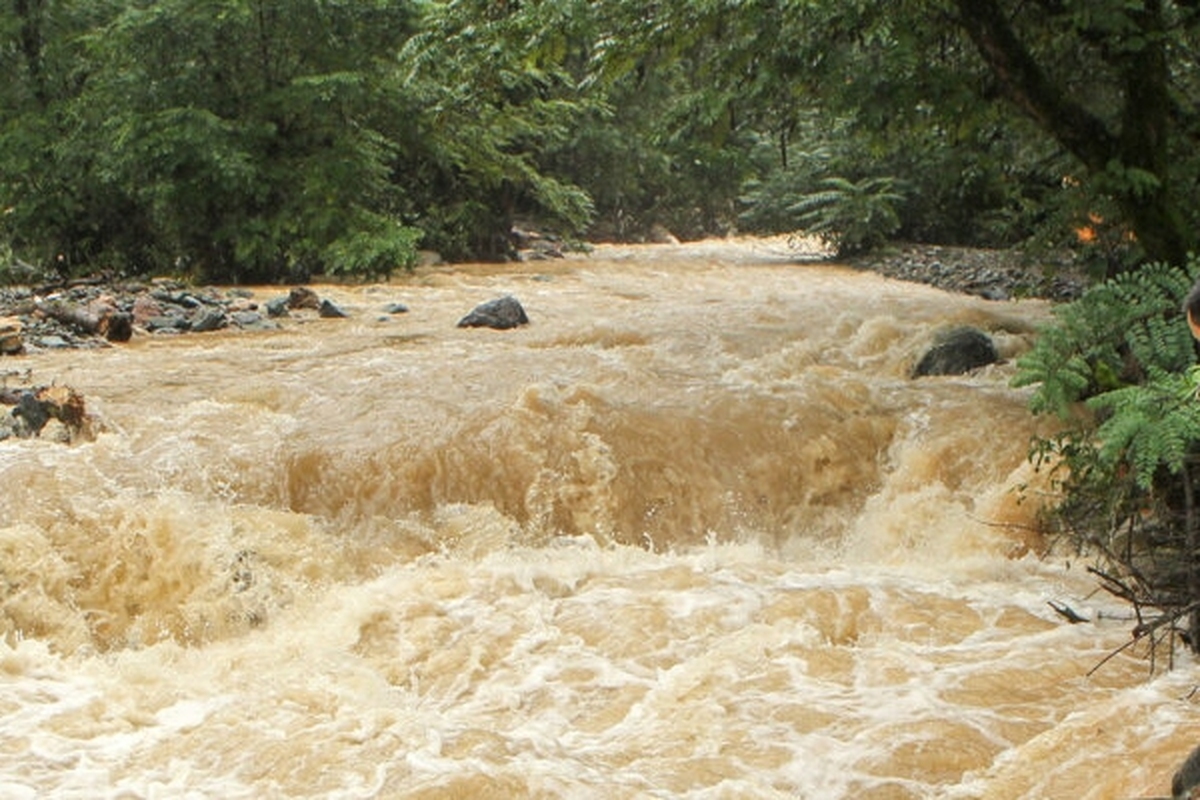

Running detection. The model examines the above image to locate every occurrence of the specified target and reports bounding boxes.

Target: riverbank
[0,239,1081,353]
[845,242,1086,302]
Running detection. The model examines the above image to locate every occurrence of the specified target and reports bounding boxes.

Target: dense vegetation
[3,1,1200,281]
[1016,261,1200,662]
[6,1,1200,655]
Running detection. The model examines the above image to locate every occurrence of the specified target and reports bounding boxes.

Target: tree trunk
[953,0,1196,271]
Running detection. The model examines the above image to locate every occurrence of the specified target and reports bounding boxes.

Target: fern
[1086,372,1200,488]
[1013,259,1197,417]
[788,175,904,257]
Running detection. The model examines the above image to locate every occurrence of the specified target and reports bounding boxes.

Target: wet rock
[848,243,1086,302]
[457,295,529,329]
[265,297,290,318]
[13,390,49,434]
[287,287,321,310]
[100,311,133,342]
[131,294,165,326]
[913,327,998,377]
[189,308,228,332]
[145,315,189,332]
[385,302,409,315]
[0,317,24,355]
[1174,743,1200,800]
[318,299,348,318]
[230,310,272,330]
[152,290,203,309]
[3,384,93,440]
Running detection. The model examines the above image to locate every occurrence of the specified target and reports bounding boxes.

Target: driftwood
[36,300,133,342]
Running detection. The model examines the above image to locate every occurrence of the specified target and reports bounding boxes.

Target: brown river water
[1,238,1197,798]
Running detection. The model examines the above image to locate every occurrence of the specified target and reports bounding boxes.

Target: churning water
[1,238,1196,798]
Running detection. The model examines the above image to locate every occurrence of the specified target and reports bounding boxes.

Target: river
[0,238,1196,799]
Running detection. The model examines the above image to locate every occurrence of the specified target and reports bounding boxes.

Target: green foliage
[1086,369,1200,489]
[395,0,596,258]
[786,176,904,257]
[5,0,1200,277]
[1014,260,1197,416]
[1018,255,1200,655]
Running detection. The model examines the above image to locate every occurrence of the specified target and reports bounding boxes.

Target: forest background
[3,0,1198,284]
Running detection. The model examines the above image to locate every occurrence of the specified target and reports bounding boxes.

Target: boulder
[457,295,529,330]
[318,299,349,318]
[0,316,24,355]
[189,308,228,332]
[265,297,290,318]
[913,327,998,377]
[3,385,91,440]
[287,287,321,310]
[1175,743,1200,800]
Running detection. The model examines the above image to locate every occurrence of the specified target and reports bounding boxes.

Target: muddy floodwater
[1,238,1196,798]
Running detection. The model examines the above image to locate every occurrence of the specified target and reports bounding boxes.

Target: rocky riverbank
[846,242,1086,303]
[0,242,1083,355]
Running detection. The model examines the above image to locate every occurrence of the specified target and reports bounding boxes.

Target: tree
[73,0,425,281]
[394,0,595,259]
[952,0,1199,271]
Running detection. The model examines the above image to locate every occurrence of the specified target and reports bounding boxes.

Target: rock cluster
[0,281,372,353]
[0,278,532,352]
[848,243,1086,302]
[0,281,280,352]
[0,384,95,442]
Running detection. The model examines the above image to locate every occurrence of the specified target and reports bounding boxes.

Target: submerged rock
[912,327,998,377]
[457,295,529,330]
[318,299,349,318]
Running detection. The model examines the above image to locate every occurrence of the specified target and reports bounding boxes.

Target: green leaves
[1017,257,1200,531]
[786,176,904,257]
[1086,371,1200,488]
[1014,260,1197,416]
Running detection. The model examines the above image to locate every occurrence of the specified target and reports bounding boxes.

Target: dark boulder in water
[457,295,529,330]
[318,299,349,318]
[912,327,998,377]
[1174,743,1200,800]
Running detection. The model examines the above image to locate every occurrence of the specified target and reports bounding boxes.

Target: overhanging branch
[952,0,1118,169]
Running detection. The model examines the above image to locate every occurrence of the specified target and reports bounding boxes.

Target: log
[37,301,133,342]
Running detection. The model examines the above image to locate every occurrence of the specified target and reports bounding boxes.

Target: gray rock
[385,302,409,314]
[145,315,188,332]
[230,310,264,327]
[189,309,228,332]
[1175,743,1200,800]
[265,297,290,318]
[318,299,348,318]
[913,327,998,377]
[457,295,529,330]
[12,391,48,435]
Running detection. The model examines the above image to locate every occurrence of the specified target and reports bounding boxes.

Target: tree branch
[952,0,1118,170]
